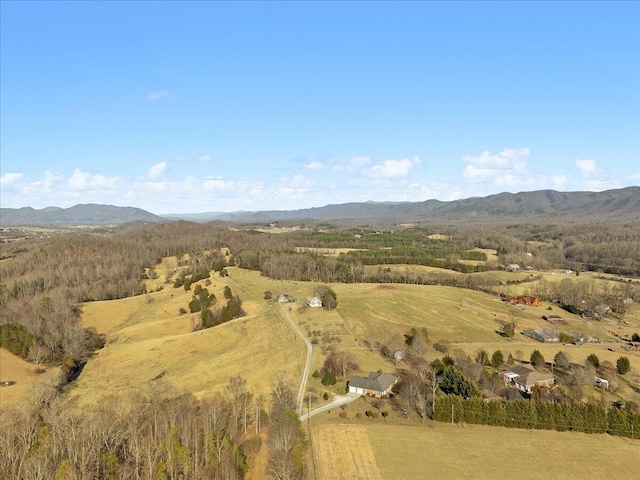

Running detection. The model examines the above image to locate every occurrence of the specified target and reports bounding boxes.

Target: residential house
[505,264,521,272]
[277,294,295,303]
[307,297,322,308]
[500,295,542,307]
[348,372,398,397]
[500,365,555,394]
[518,296,542,307]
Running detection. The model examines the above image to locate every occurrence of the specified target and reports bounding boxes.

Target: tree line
[0,375,305,480]
[433,395,640,438]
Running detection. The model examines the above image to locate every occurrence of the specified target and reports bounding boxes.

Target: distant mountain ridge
[199,186,640,223]
[0,204,164,226]
[2,187,639,226]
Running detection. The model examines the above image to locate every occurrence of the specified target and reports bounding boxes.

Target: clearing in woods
[311,421,640,480]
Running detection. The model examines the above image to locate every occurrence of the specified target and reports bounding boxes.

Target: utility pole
[451,404,454,425]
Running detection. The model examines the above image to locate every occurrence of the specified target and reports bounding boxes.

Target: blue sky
[1,1,638,214]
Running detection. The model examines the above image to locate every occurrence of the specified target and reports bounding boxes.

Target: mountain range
[0,204,164,226]
[1,187,638,226]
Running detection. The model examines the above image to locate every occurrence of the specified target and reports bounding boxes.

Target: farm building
[348,372,398,398]
[307,297,322,308]
[542,314,567,325]
[277,294,295,303]
[522,328,559,343]
[500,365,555,394]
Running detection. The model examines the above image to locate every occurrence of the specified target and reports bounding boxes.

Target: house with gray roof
[347,372,398,397]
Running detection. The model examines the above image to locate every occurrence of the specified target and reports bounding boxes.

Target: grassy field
[75,264,640,407]
[333,282,571,344]
[311,421,640,480]
[0,348,59,410]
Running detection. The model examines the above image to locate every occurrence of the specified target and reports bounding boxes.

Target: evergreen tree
[530,349,545,368]
[616,356,631,375]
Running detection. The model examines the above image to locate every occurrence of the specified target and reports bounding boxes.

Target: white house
[307,297,322,308]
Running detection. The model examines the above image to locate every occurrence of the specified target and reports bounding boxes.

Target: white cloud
[67,168,121,190]
[67,169,90,189]
[331,155,372,172]
[145,90,171,101]
[575,158,596,177]
[32,171,65,190]
[196,154,211,162]
[304,161,325,170]
[459,147,576,194]
[369,156,420,178]
[203,176,233,192]
[148,162,167,178]
[0,172,23,187]
[463,147,530,180]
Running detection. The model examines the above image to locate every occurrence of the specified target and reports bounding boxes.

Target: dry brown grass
[0,348,59,410]
[71,309,306,406]
[73,267,314,406]
[311,424,382,480]
[311,421,640,480]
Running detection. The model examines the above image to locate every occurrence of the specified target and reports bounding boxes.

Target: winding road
[281,306,361,419]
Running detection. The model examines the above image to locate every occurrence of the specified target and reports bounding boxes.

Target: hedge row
[433,395,640,438]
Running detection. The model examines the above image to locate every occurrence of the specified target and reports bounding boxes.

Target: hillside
[0,204,164,226]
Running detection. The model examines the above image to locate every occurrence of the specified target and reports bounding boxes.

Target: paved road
[299,392,361,422]
[281,306,312,415]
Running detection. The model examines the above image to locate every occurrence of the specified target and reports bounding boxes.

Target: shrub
[491,350,504,368]
[323,392,329,401]
[434,339,450,353]
[312,370,320,378]
[530,349,545,367]
[264,291,273,300]
[321,371,337,386]
[223,286,232,300]
[189,297,201,313]
[586,354,600,369]
[339,411,347,418]
[617,356,631,375]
